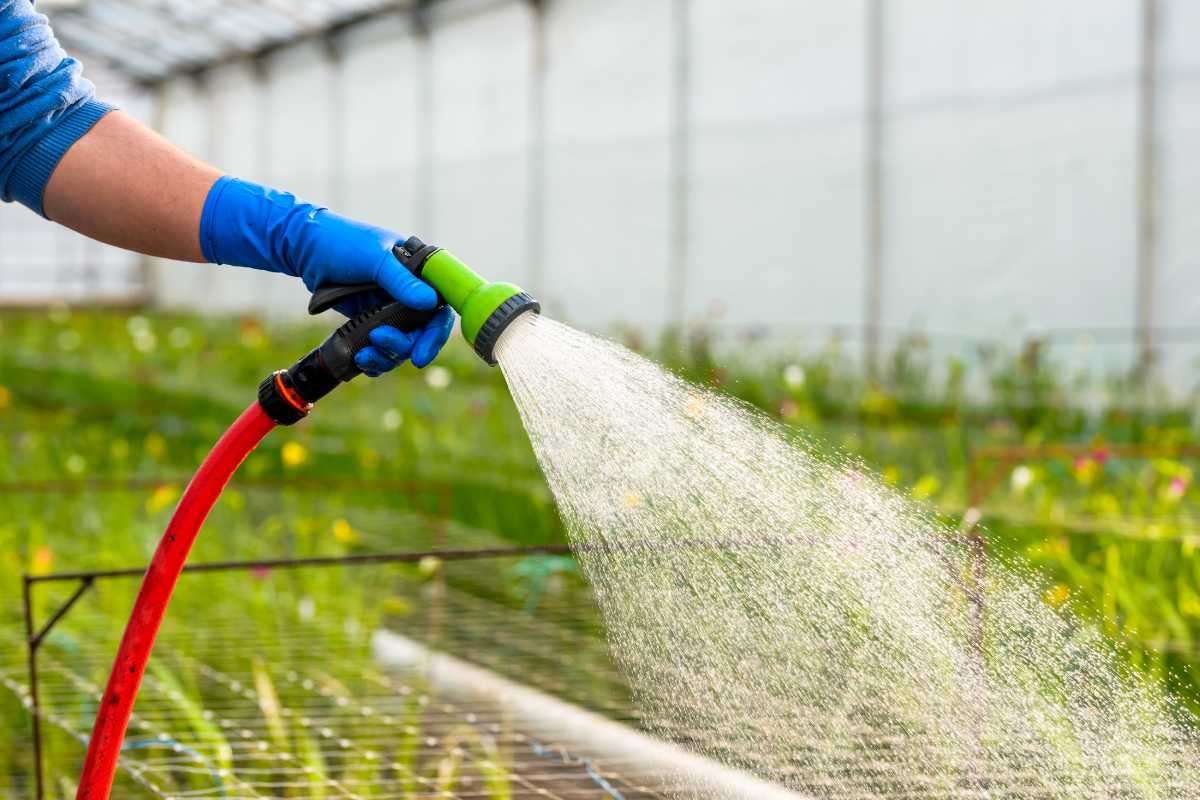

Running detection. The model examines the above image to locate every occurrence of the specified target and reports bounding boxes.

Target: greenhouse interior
[3,1,1200,798]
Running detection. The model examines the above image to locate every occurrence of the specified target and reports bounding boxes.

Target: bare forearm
[42,111,221,262]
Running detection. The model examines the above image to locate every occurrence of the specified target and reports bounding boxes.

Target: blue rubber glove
[199,176,454,374]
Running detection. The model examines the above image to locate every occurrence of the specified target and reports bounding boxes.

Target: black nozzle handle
[318,299,439,382]
[259,291,441,425]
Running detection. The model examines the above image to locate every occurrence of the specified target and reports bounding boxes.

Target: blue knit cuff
[9,99,115,217]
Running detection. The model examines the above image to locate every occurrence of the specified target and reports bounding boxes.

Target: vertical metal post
[864,0,885,380]
[526,0,548,295]
[252,54,273,185]
[23,576,44,800]
[1135,0,1160,378]
[667,0,691,329]
[324,35,348,211]
[414,2,434,233]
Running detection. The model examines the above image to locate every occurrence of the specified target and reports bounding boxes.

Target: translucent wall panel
[688,0,865,331]
[264,41,337,200]
[882,0,1139,341]
[1157,0,1200,328]
[135,0,1200,387]
[160,78,208,161]
[153,61,309,317]
[341,16,423,227]
[427,1,533,288]
[541,0,673,329]
[208,62,263,180]
[1152,1,1200,385]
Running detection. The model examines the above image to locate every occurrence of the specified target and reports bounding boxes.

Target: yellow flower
[1044,583,1070,607]
[1072,457,1099,485]
[281,441,308,469]
[622,491,643,509]
[31,546,53,576]
[144,432,167,460]
[0,384,11,410]
[145,484,180,514]
[861,389,897,417]
[882,466,901,486]
[331,518,358,543]
[383,597,412,615]
[358,448,380,471]
[911,475,941,501]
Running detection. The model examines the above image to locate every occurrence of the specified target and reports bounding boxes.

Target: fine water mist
[495,312,1200,799]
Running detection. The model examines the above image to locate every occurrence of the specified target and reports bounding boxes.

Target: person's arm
[47,111,453,372]
[43,111,218,261]
[0,1,452,373]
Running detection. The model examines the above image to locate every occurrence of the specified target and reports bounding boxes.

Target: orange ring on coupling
[273,371,313,415]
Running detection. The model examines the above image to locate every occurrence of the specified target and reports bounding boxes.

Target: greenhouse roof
[41,0,408,84]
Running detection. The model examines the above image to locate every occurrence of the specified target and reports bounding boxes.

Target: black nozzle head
[473,292,540,366]
[392,236,441,278]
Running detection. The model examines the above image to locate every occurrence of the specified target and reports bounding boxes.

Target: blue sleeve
[0,0,113,216]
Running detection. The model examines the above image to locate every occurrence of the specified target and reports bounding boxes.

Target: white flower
[782,364,806,388]
[425,366,451,390]
[382,409,403,431]
[1011,465,1034,492]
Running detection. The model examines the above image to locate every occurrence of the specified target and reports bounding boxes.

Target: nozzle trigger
[307,282,380,315]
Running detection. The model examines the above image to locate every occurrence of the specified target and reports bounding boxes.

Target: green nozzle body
[394,238,539,365]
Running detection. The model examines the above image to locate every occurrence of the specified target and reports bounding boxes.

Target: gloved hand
[199,176,454,375]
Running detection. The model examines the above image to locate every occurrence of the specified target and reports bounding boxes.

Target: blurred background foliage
[3,307,1200,788]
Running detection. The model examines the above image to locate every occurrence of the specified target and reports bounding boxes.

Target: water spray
[76,238,537,800]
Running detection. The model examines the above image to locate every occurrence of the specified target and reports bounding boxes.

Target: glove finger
[412,306,456,368]
[368,326,416,362]
[354,346,398,376]
[375,251,438,311]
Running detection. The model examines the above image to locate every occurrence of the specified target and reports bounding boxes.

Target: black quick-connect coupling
[258,286,441,426]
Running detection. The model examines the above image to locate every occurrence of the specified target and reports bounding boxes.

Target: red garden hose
[75,284,440,799]
[76,402,276,799]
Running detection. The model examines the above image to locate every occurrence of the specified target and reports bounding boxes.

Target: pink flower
[251,565,272,580]
[1167,476,1188,500]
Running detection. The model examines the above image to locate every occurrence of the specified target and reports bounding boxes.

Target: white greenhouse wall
[3,0,1198,385]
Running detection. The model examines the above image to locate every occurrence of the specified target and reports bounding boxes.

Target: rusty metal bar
[30,577,95,646]
[0,476,456,495]
[26,545,573,585]
[23,576,44,800]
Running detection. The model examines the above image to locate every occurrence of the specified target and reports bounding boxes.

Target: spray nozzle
[257,236,539,425]
[392,236,540,365]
